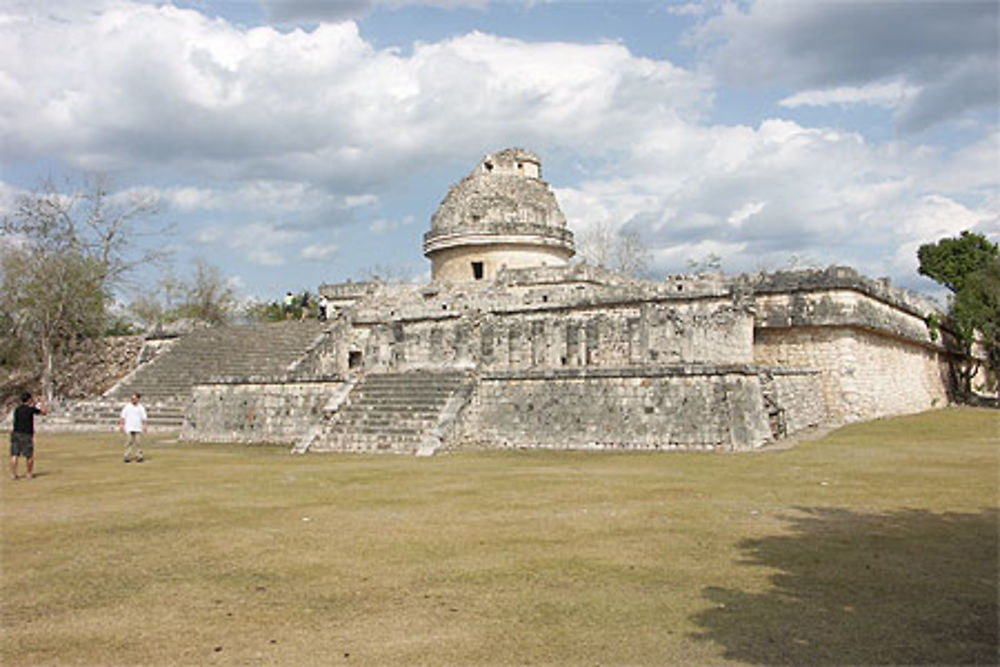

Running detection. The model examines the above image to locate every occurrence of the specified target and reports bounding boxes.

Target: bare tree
[686,253,723,274]
[576,222,651,278]
[575,221,614,269]
[615,230,651,278]
[1,176,167,401]
[363,263,414,284]
[173,259,237,326]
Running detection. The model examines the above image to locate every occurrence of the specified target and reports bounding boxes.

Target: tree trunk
[40,336,55,404]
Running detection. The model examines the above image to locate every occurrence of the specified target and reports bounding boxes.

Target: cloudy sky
[2,0,997,304]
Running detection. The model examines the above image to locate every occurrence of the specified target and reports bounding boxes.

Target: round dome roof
[429,147,567,233]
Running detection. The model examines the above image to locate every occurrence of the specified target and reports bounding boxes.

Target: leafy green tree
[918,231,998,293]
[917,231,1000,397]
[243,290,319,323]
[952,258,1000,391]
[243,299,285,323]
[1,176,166,400]
[0,310,22,367]
[1,249,107,387]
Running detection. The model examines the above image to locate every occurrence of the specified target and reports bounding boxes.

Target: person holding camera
[9,392,47,480]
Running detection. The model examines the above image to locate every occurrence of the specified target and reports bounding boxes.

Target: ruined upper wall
[735,266,946,350]
[740,266,941,322]
[332,264,738,325]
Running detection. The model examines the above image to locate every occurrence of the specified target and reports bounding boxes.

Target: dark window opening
[472,261,484,280]
[348,351,363,369]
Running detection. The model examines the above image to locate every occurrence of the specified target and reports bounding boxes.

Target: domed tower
[423,148,575,283]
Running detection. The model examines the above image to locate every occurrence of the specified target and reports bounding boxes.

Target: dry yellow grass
[1,407,997,665]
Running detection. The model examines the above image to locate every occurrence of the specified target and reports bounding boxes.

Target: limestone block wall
[348,295,754,375]
[754,289,937,346]
[763,370,827,435]
[457,367,776,452]
[478,302,752,370]
[392,317,478,369]
[284,328,343,377]
[755,327,950,424]
[182,379,342,443]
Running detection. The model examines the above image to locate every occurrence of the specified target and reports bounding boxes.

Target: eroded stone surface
[169,149,964,452]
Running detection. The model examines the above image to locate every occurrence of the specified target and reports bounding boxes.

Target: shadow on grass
[692,507,999,665]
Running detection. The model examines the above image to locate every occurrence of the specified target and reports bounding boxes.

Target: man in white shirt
[120,393,148,463]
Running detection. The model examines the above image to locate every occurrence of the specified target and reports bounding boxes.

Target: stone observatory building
[108,147,959,454]
[423,147,575,282]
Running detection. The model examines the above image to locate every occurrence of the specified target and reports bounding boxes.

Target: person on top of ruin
[283,291,295,320]
[299,292,310,321]
[9,391,47,480]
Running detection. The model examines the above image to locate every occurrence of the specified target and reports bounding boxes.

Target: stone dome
[429,148,566,232]
[424,148,575,283]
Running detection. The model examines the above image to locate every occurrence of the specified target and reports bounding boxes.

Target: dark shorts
[10,432,34,458]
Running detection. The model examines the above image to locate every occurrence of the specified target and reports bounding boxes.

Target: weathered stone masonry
[747,268,953,425]
[175,148,955,453]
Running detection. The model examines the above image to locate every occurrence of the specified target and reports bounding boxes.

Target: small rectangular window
[472,261,484,280]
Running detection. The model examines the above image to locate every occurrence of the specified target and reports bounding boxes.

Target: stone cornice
[423,226,575,255]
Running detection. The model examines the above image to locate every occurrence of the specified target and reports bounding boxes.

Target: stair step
[105,321,328,405]
[314,371,469,453]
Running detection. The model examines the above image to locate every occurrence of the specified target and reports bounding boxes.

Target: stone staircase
[76,321,329,429]
[307,371,473,454]
[40,399,187,433]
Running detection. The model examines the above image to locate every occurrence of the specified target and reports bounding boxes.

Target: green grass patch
[2,408,997,665]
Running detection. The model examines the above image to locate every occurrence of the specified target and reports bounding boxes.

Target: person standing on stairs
[120,393,148,463]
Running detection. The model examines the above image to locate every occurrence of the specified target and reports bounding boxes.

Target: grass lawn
[2,407,997,666]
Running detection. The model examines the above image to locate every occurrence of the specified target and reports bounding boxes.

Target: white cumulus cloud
[691,0,998,132]
[0,0,994,296]
[779,81,919,110]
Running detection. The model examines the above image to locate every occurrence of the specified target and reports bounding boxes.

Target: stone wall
[476,301,753,370]
[1,335,145,419]
[424,240,572,283]
[762,369,828,436]
[753,288,939,347]
[456,366,792,452]
[755,326,950,424]
[338,286,754,376]
[183,378,342,444]
[178,263,960,453]
[746,268,954,425]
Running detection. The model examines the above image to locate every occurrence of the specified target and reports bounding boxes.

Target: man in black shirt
[10,392,47,480]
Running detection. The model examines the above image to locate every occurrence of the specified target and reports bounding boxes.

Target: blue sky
[1,0,997,306]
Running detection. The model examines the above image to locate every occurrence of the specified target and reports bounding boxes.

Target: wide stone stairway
[308,371,473,454]
[50,321,328,431]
